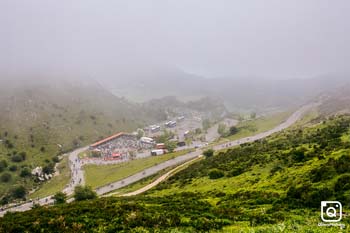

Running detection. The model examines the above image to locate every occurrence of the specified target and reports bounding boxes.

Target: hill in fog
[100,68,350,112]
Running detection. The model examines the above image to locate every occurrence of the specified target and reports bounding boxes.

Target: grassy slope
[144,115,350,231]
[2,115,350,232]
[84,149,194,189]
[0,78,166,198]
[215,110,293,144]
[28,156,70,199]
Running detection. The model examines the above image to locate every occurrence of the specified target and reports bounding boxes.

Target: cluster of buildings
[88,115,188,160]
[89,133,154,160]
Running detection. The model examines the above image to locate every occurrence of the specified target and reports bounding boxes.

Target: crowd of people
[93,134,154,160]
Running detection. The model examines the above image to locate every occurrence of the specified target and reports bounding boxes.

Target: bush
[20,168,31,177]
[53,192,67,204]
[74,185,97,201]
[1,173,11,182]
[208,169,225,179]
[52,156,60,163]
[11,154,23,162]
[43,163,55,174]
[334,174,350,192]
[203,149,214,158]
[11,186,26,199]
[229,126,239,135]
[9,165,17,172]
[19,152,26,160]
[0,160,8,172]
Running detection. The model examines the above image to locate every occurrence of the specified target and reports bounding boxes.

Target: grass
[29,156,71,199]
[294,107,320,127]
[213,110,293,145]
[105,155,203,196]
[84,149,194,189]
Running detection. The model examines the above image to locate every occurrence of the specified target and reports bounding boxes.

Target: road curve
[0,103,316,216]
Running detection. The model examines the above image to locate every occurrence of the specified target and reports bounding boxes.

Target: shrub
[229,126,239,135]
[43,163,55,174]
[229,166,245,177]
[208,169,225,179]
[334,174,350,192]
[74,185,97,201]
[52,156,60,163]
[20,168,31,177]
[19,152,26,160]
[203,149,214,158]
[9,165,17,172]
[11,186,26,199]
[0,160,8,172]
[1,172,12,182]
[11,154,23,162]
[53,192,67,204]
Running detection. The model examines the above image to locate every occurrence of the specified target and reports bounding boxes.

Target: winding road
[0,103,317,216]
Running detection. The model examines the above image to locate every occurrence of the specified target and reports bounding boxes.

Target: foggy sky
[1,0,350,79]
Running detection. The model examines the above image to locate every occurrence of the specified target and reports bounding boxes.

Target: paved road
[62,146,88,195]
[0,103,316,216]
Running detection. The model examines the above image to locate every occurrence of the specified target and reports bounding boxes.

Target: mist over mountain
[99,67,350,111]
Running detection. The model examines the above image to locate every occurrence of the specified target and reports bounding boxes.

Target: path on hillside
[0,103,316,216]
[104,155,203,197]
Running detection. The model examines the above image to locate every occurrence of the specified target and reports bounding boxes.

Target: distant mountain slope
[101,68,350,112]
[318,84,350,116]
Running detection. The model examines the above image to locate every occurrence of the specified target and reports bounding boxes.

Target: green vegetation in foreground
[29,156,70,199]
[218,110,293,143]
[84,149,194,189]
[2,115,350,232]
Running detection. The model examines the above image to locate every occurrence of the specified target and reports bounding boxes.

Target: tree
[53,192,67,204]
[229,126,239,135]
[136,128,145,139]
[203,149,214,158]
[165,141,177,153]
[74,185,97,201]
[11,185,26,199]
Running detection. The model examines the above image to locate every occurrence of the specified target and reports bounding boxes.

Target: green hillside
[1,114,350,232]
[0,77,166,201]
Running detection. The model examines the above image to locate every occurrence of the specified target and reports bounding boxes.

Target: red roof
[90,132,126,147]
[112,153,121,157]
